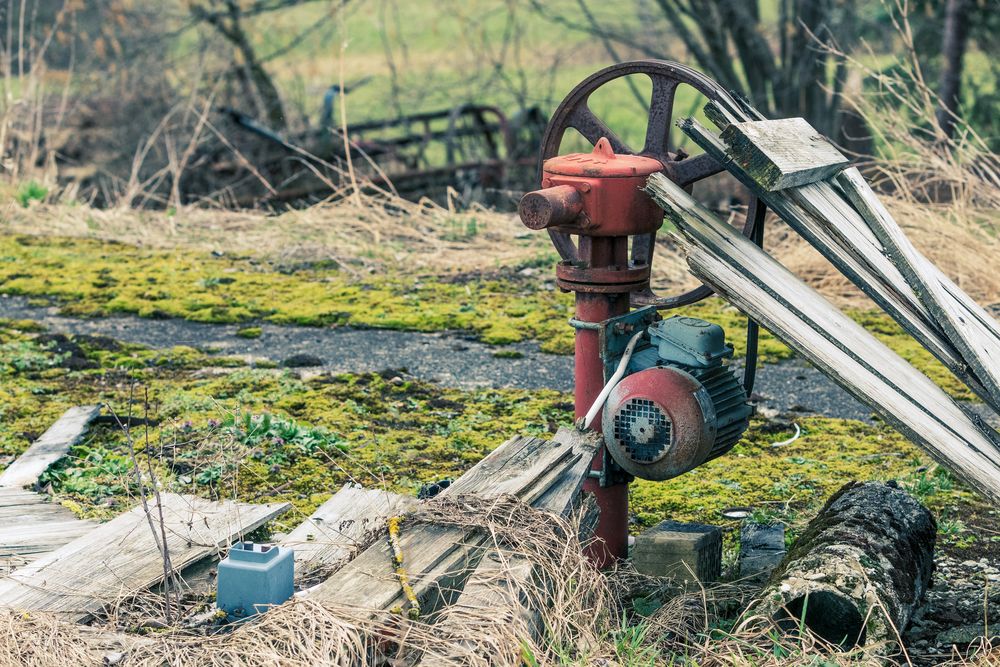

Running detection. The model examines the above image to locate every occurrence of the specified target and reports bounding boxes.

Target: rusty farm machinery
[516,59,1000,570]
[214,94,547,207]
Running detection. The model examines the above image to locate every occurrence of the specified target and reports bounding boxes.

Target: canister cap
[543,137,663,178]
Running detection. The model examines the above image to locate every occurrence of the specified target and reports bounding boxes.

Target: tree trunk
[747,481,935,652]
[937,0,970,138]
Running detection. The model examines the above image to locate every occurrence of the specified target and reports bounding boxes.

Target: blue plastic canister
[217,542,294,617]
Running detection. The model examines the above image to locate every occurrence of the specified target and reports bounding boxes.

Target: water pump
[517,59,767,565]
[602,315,753,481]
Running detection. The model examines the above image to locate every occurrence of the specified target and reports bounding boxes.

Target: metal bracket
[597,305,660,379]
[587,445,633,486]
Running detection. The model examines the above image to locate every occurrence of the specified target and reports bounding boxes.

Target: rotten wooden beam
[748,481,935,653]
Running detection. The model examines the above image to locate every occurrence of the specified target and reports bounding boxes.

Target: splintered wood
[308,427,600,620]
[646,173,1000,505]
[680,105,1000,417]
[0,493,289,622]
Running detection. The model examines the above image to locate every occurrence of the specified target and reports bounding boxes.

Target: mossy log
[749,481,935,651]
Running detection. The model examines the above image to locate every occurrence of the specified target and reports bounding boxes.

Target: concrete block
[632,520,722,583]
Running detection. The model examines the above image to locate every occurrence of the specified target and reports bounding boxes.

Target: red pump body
[518,137,665,567]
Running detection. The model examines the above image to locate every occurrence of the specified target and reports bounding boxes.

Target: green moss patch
[0,319,989,554]
[0,235,978,400]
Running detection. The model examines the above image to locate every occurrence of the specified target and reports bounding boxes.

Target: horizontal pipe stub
[518,185,584,230]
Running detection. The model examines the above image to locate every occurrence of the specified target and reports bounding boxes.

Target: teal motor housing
[603,315,753,481]
[217,542,294,617]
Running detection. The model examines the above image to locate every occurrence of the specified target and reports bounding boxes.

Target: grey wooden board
[837,167,1000,414]
[720,118,850,190]
[308,427,597,616]
[0,493,290,622]
[706,98,1000,411]
[417,428,600,665]
[681,116,991,404]
[0,488,96,568]
[281,484,415,576]
[648,174,1000,505]
[0,405,101,489]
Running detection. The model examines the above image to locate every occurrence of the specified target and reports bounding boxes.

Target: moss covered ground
[0,234,975,400]
[0,318,991,556]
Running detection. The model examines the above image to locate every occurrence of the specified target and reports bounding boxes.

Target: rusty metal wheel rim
[538,59,762,309]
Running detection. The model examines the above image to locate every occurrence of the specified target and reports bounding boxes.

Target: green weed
[15,181,48,207]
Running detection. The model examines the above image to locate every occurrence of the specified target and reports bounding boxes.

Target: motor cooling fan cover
[602,367,717,481]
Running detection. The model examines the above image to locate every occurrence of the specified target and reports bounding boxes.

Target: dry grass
[6,187,999,314]
[0,494,992,667]
[0,493,995,666]
[0,192,550,274]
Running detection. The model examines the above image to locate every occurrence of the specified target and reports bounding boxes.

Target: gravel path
[4,294,994,427]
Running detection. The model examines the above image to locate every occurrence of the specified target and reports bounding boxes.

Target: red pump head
[518,138,664,240]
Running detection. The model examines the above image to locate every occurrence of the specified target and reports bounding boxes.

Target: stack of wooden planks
[680,102,1000,416]
[644,102,1000,505]
[307,426,600,619]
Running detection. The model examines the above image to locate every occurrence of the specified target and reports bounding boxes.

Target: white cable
[770,422,801,448]
[583,329,646,430]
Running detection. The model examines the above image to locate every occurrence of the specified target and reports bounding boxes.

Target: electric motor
[602,316,752,481]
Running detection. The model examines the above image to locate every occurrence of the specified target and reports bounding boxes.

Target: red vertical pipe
[575,238,629,568]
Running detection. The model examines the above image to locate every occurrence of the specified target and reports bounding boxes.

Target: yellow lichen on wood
[387,515,420,619]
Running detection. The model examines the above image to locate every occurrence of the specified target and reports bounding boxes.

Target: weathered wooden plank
[647,173,1000,504]
[0,488,97,569]
[719,118,850,191]
[0,493,289,622]
[0,406,102,489]
[308,428,596,617]
[837,167,1000,413]
[418,428,601,665]
[281,484,415,576]
[681,116,994,405]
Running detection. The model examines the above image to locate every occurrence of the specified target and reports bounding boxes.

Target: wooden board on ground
[0,405,102,489]
[647,173,1000,505]
[281,484,415,577]
[0,493,290,622]
[308,427,599,618]
[0,488,96,569]
[417,427,601,665]
[719,118,850,191]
